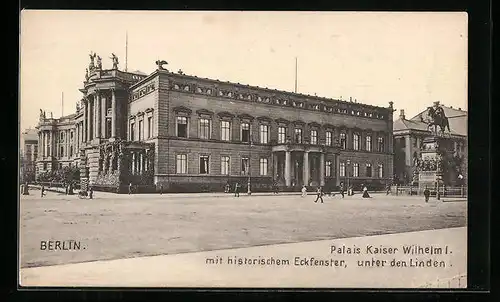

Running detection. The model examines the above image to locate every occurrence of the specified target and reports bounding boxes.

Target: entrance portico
[272,144,340,188]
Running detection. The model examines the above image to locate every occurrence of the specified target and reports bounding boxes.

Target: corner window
[310,130,318,145]
[176,154,187,174]
[259,158,268,176]
[221,121,231,141]
[294,128,302,144]
[260,124,269,144]
[241,123,250,143]
[199,155,209,174]
[199,118,211,139]
[326,131,332,146]
[278,126,287,144]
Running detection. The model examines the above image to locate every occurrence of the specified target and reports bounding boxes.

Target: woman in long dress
[362,186,371,198]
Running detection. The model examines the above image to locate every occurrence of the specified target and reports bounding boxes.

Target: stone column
[303,151,309,186]
[320,152,325,186]
[101,92,107,138]
[111,89,117,138]
[88,99,92,141]
[131,152,135,174]
[95,91,101,139]
[335,154,341,186]
[285,150,291,187]
[405,135,411,166]
[273,153,278,180]
[83,100,88,142]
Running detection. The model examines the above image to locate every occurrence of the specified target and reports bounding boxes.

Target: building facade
[34,54,394,193]
[20,128,38,183]
[393,103,467,186]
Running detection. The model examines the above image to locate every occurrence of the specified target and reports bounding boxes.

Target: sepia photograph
[19,10,468,288]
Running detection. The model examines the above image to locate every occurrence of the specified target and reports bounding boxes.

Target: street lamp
[248,140,252,195]
[346,159,351,196]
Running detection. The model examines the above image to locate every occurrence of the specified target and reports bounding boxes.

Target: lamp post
[346,159,351,196]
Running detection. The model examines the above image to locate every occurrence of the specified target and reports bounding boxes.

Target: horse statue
[425,105,450,135]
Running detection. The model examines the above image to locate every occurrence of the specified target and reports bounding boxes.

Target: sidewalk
[20,227,466,288]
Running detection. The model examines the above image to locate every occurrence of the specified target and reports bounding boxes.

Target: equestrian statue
[424,103,450,135]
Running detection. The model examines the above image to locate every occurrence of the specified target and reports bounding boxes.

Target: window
[353,133,360,150]
[199,118,211,139]
[326,160,332,177]
[353,163,359,177]
[378,137,385,152]
[130,122,135,140]
[340,132,346,149]
[221,121,231,141]
[310,130,317,145]
[340,162,345,177]
[43,163,47,170]
[260,124,269,144]
[60,132,64,142]
[295,128,302,143]
[259,158,268,176]
[176,154,187,174]
[177,117,188,138]
[241,123,250,143]
[60,146,64,158]
[366,136,372,152]
[366,163,372,177]
[138,120,143,141]
[70,146,73,157]
[199,155,209,174]
[241,157,249,175]
[59,163,63,170]
[221,156,230,175]
[278,126,287,143]
[70,132,74,141]
[147,116,153,138]
[378,164,384,178]
[326,131,332,146]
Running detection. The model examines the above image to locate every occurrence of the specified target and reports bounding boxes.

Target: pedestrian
[225,182,230,193]
[362,185,371,198]
[234,182,240,197]
[273,182,279,194]
[423,186,430,203]
[301,185,307,197]
[160,183,163,195]
[339,182,345,198]
[314,186,324,203]
[386,184,391,195]
[40,185,45,197]
[128,182,133,195]
[89,186,94,199]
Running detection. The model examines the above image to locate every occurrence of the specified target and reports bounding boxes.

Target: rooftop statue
[110,53,119,69]
[89,52,96,70]
[96,55,102,70]
[155,60,168,70]
[85,68,89,81]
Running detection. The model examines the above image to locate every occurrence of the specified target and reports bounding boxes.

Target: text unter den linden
[205,244,453,268]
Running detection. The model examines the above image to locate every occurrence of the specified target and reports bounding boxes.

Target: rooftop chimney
[399,109,405,120]
[458,107,461,110]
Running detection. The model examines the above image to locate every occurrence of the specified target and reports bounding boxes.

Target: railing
[392,185,467,197]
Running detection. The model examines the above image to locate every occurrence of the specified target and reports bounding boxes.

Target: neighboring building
[393,102,467,186]
[20,128,38,183]
[35,54,394,193]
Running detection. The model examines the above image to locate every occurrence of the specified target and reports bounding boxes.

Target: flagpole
[294,57,298,93]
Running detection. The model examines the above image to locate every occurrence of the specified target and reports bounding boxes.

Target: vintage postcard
[19,10,468,288]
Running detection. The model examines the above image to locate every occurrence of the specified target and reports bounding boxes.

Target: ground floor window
[326,160,332,177]
[241,157,249,175]
[353,163,359,177]
[176,154,187,174]
[366,163,372,177]
[260,158,268,176]
[221,156,230,175]
[378,164,384,178]
[340,162,345,177]
[200,155,210,174]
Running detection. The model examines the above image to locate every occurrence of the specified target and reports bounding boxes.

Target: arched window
[366,135,372,152]
[353,133,360,150]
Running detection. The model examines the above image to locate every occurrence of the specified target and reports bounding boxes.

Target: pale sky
[20,10,467,131]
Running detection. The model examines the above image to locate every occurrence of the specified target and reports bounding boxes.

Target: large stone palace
[35,53,395,193]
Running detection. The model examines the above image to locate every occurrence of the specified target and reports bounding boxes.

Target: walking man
[40,185,45,198]
[128,182,133,195]
[234,182,240,197]
[339,182,345,198]
[273,182,279,195]
[159,183,163,195]
[89,186,94,200]
[423,186,430,203]
[301,185,307,197]
[314,186,324,203]
[386,184,391,195]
